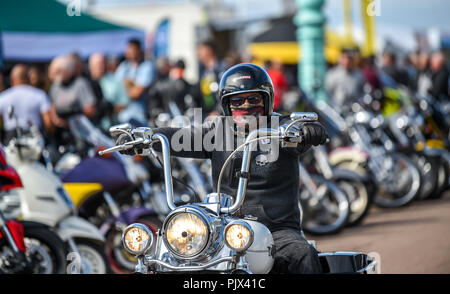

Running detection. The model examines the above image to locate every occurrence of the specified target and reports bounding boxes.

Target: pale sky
[59,0,450,50]
[324,0,450,50]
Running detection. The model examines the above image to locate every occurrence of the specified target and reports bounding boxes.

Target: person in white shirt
[325,50,365,107]
[0,64,54,144]
[115,39,154,124]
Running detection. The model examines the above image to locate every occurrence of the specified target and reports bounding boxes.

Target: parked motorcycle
[304,145,375,227]
[0,146,67,274]
[98,112,378,274]
[298,158,350,235]
[54,114,164,274]
[2,108,110,274]
[296,95,376,225]
[0,207,29,273]
[359,87,449,201]
[315,100,422,208]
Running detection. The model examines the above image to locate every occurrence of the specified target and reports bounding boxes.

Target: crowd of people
[324,48,450,108]
[0,39,221,144]
[0,36,449,145]
[0,38,294,144]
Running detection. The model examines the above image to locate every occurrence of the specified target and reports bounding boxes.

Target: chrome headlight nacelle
[162,205,221,260]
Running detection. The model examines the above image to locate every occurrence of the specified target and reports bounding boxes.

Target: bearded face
[228,92,265,128]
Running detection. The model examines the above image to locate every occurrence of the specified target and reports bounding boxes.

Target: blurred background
[2,0,450,84]
[0,0,449,275]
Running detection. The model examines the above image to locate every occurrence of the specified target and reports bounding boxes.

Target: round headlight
[122,224,153,255]
[164,212,209,258]
[224,221,254,252]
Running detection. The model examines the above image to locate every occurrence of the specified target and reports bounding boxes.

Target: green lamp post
[294,0,328,102]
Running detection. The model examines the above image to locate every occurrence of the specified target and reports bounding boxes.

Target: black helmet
[219,63,274,116]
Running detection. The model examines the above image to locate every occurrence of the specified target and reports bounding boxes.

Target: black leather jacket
[152,115,311,232]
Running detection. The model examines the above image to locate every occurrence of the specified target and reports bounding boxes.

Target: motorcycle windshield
[68,115,115,148]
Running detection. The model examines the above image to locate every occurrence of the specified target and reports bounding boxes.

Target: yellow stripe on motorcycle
[382,87,404,117]
[426,139,445,149]
[63,183,104,208]
[415,141,425,151]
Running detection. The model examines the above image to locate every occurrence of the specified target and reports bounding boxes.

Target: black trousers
[269,228,323,274]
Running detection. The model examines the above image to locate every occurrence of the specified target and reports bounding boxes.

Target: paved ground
[307,191,450,274]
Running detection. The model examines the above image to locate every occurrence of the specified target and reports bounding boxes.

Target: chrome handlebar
[97,138,146,156]
[98,133,176,211]
[98,112,319,214]
[219,112,318,214]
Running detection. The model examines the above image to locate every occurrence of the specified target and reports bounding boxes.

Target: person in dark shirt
[196,40,226,114]
[381,51,410,87]
[148,58,202,118]
[429,51,449,103]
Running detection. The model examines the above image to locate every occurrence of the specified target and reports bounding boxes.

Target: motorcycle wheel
[106,215,161,274]
[374,152,421,208]
[409,153,439,200]
[427,158,449,199]
[0,243,32,273]
[336,178,374,227]
[300,175,350,235]
[73,239,111,274]
[23,227,66,274]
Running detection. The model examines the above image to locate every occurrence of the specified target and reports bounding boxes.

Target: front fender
[19,220,51,230]
[328,147,369,165]
[57,216,105,243]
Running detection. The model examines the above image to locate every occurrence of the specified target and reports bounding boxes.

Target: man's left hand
[301,122,328,146]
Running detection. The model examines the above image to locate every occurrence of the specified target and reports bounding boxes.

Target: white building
[90,2,206,82]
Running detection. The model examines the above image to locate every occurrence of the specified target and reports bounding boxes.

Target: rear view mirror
[109,123,132,139]
[290,112,318,122]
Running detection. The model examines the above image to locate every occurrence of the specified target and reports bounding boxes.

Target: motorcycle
[2,108,110,274]
[384,106,447,201]
[99,112,378,274]
[0,146,67,274]
[298,157,350,235]
[315,99,422,208]
[302,145,375,228]
[297,94,376,226]
[53,114,164,274]
[359,87,449,201]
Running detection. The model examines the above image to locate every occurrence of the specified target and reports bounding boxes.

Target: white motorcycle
[99,112,378,274]
[1,108,110,274]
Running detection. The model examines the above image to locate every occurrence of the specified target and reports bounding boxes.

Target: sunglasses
[229,94,263,107]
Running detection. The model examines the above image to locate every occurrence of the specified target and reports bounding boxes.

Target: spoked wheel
[336,178,374,227]
[409,153,439,200]
[300,175,350,235]
[428,158,450,199]
[105,215,161,274]
[72,240,111,274]
[23,226,66,274]
[374,152,421,208]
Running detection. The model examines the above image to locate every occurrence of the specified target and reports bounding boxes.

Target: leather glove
[300,122,328,146]
[115,133,137,155]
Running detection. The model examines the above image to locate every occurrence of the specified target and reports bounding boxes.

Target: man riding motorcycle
[117,63,328,273]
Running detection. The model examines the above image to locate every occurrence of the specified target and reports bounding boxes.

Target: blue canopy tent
[0,0,146,62]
